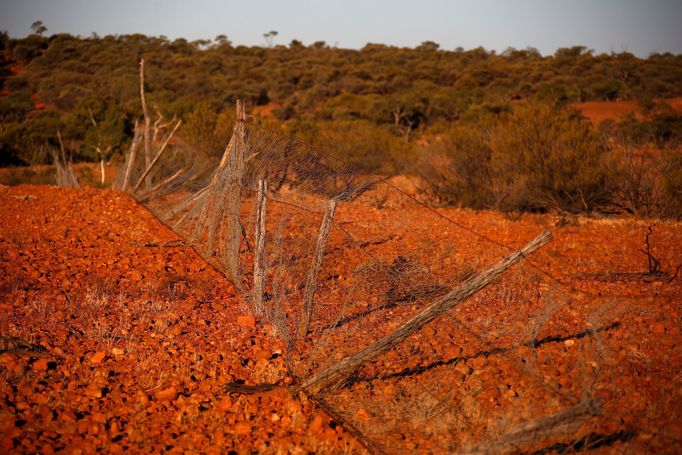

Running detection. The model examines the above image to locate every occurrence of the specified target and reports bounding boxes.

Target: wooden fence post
[222,100,247,283]
[298,199,337,338]
[253,179,267,315]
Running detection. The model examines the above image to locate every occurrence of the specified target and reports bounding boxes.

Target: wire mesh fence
[115,100,679,453]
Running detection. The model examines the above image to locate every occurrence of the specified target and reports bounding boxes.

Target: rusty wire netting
[117,102,677,454]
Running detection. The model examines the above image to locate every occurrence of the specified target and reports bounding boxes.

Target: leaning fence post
[253,179,267,315]
[298,198,337,338]
[223,100,247,283]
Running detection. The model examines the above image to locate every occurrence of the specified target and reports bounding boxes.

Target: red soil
[0,185,364,453]
[1,182,681,452]
[574,97,682,125]
[574,100,644,125]
[252,103,281,118]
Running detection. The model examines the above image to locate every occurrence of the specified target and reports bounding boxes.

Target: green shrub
[295,119,409,174]
[416,125,494,207]
[489,103,612,212]
[418,103,612,213]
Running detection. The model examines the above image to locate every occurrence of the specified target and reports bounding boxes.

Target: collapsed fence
[102,61,682,453]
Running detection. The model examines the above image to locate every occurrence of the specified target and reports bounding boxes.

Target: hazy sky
[2,0,681,56]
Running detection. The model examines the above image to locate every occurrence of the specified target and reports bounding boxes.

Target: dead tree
[302,230,553,394]
[253,179,267,315]
[298,199,337,338]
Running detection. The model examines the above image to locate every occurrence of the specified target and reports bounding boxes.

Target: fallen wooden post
[298,198,337,338]
[302,229,553,394]
[253,179,267,315]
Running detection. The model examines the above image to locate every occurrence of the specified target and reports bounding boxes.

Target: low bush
[418,103,612,213]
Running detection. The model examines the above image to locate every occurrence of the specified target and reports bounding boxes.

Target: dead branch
[132,119,182,194]
[52,130,79,188]
[302,230,553,394]
[640,225,661,274]
[191,100,244,244]
[135,166,188,202]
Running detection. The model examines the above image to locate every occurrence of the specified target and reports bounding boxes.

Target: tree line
[0,30,680,216]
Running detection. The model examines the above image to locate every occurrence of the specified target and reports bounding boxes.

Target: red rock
[90,351,106,364]
[32,358,49,372]
[652,323,665,334]
[154,387,177,402]
[310,413,324,433]
[254,348,271,361]
[216,396,232,411]
[59,410,77,424]
[85,384,102,398]
[237,315,256,328]
[234,422,251,435]
[470,356,488,369]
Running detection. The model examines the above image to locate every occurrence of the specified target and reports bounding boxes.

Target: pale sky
[1,0,681,56]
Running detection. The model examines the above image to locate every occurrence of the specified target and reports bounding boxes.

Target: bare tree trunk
[298,199,337,338]
[139,59,152,191]
[99,157,105,185]
[253,179,267,315]
[302,230,553,394]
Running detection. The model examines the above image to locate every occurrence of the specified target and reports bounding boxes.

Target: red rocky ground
[1,182,681,453]
[0,185,364,453]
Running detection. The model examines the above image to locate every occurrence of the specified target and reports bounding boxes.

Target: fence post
[222,100,247,283]
[299,198,337,338]
[253,179,267,315]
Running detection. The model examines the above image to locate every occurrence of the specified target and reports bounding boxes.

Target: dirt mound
[0,185,364,453]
